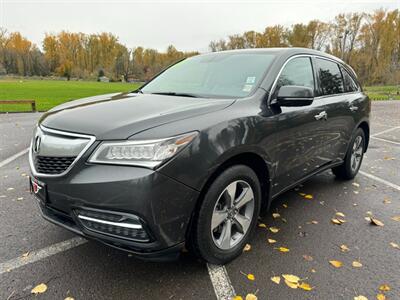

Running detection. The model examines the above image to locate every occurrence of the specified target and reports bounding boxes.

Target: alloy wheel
[350,135,363,172]
[211,180,255,250]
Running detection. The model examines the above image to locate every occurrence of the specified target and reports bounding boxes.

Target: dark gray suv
[29,48,370,264]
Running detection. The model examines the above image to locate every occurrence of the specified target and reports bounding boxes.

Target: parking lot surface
[0,101,399,299]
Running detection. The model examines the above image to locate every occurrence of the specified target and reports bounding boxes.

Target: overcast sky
[1,0,398,52]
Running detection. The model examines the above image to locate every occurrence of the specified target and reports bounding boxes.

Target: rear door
[270,56,329,195]
[314,58,353,163]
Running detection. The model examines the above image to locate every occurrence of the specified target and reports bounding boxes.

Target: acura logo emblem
[33,134,41,153]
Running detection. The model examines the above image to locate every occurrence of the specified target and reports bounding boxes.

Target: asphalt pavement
[0,101,399,300]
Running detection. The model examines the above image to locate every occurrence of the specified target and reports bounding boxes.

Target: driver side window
[274,57,315,98]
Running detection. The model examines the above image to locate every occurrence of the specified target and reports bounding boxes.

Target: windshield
[141,52,276,98]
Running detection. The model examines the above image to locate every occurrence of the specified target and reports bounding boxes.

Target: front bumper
[32,162,199,260]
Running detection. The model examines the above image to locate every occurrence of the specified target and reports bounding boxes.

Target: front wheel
[332,128,366,180]
[191,165,261,264]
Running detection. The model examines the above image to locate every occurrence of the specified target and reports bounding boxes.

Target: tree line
[0,8,398,85]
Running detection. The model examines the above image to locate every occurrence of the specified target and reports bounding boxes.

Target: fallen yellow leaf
[21,252,30,258]
[277,247,290,253]
[391,215,400,222]
[329,260,343,268]
[299,192,306,196]
[284,279,298,289]
[352,182,360,187]
[331,218,344,225]
[352,261,363,268]
[390,242,399,249]
[247,274,255,281]
[354,296,368,300]
[245,294,257,300]
[267,239,277,244]
[282,274,300,283]
[271,276,281,284]
[258,223,267,228]
[233,296,243,300]
[383,198,391,204]
[379,284,391,291]
[298,282,313,291]
[243,244,251,252]
[336,212,345,217]
[269,227,280,233]
[340,244,350,252]
[31,283,47,294]
[272,213,281,218]
[311,268,316,273]
[304,194,313,199]
[376,294,386,300]
[283,204,288,208]
[65,297,75,300]
[370,217,384,226]
[303,255,313,261]
[311,220,318,224]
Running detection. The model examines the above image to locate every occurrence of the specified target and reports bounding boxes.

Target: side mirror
[275,85,314,107]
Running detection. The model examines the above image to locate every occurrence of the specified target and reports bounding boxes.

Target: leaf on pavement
[298,282,313,291]
[243,244,251,252]
[283,204,288,208]
[352,261,363,268]
[272,213,281,218]
[269,227,280,233]
[391,215,400,222]
[245,294,257,300]
[247,274,255,281]
[284,279,299,289]
[21,252,30,258]
[267,239,277,244]
[303,255,313,261]
[369,217,384,226]
[282,274,300,283]
[233,296,243,300]
[376,294,386,300]
[31,283,47,294]
[335,212,345,217]
[379,284,391,291]
[276,247,290,253]
[258,223,267,228]
[383,198,391,204]
[340,244,350,252]
[331,218,346,225]
[64,297,75,300]
[352,182,360,187]
[304,194,313,199]
[390,242,399,249]
[329,260,343,268]
[354,296,368,300]
[271,276,281,284]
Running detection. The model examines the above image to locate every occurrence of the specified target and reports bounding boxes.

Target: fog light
[75,208,150,242]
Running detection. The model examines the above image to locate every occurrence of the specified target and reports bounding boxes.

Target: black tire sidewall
[194,165,261,264]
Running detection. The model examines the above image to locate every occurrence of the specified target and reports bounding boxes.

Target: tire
[191,165,261,264]
[332,128,366,180]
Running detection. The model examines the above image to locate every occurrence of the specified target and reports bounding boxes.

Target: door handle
[314,111,328,120]
[349,105,358,112]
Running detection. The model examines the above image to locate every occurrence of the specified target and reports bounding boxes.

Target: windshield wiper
[150,92,201,98]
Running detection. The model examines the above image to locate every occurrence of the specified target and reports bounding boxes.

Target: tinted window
[341,67,358,92]
[275,57,314,95]
[142,53,276,98]
[316,58,344,95]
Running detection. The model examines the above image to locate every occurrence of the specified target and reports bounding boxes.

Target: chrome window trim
[29,125,96,178]
[268,53,361,104]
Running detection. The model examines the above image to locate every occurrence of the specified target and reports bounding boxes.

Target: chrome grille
[35,156,76,175]
[29,125,95,177]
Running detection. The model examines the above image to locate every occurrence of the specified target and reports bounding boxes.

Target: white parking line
[0,237,87,275]
[371,126,400,137]
[359,171,400,192]
[207,263,236,300]
[371,136,400,146]
[0,147,29,169]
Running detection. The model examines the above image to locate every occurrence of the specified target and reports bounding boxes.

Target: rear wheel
[332,128,366,180]
[191,165,261,264]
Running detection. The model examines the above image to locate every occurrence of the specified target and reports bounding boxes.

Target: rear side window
[274,57,314,96]
[341,67,359,92]
[316,58,344,96]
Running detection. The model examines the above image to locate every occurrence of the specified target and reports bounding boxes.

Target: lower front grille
[35,156,76,175]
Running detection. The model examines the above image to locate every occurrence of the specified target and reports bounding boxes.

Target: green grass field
[0,80,398,113]
[0,80,141,112]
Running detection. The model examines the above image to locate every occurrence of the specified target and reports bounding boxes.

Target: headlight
[88,131,198,168]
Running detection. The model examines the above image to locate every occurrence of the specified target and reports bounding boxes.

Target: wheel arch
[357,121,370,151]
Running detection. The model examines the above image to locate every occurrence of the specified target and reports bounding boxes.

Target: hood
[40,92,235,140]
